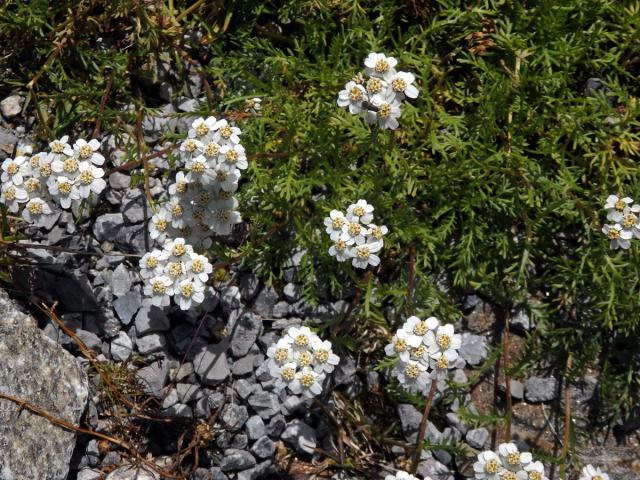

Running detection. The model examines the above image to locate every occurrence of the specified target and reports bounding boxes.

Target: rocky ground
[1,86,639,480]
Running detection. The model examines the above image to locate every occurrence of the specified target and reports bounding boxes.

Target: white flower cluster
[266,326,340,398]
[579,465,610,480]
[148,116,246,249]
[140,237,212,310]
[324,199,388,269]
[602,194,640,250]
[0,137,106,225]
[337,52,419,130]
[473,443,546,480]
[244,97,262,116]
[385,471,421,480]
[384,316,461,394]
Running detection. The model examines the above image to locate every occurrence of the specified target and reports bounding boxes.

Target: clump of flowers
[244,97,262,116]
[385,471,421,480]
[140,237,212,310]
[473,443,545,480]
[265,326,340,398]
[324,199,388,269]
[602,194,640,250]
[384,315,461,394]
[0,137,106,226]
[579,465,609,480]
[337,52,419,130]
[148,116,247,249]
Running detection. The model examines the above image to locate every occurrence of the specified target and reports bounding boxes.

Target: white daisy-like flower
[285,326,314,350]
[189,117,217,139]
[48,135,73,159]
[367,89,403,130]
[340,219,370,245]
[385,471,420,480]
[430,350,458,379]
[213,167,240,193]
[244,97,262,116]
[202,140,222,159]
[346,199,375,225]
[384,328,423,357]
[23,177,42,196]
[165,199,187,229]
[289,367,325,398]
[272,361,298,392]
[174,278,205,310]
[578,465,609,480]
[524,461,548,480]
[168,171,189,197]
[76,162,107,198]
[1,156,28,185]
[389,71,419,99]
[309,337,340,374]
[35,156,53,179]
[219,144,248,171]
[473,450,503,480]
[211,207,241,235]
[602,223,632,250]
[180,138,204,160]
[144,275,174,307]
[139,252,164,279]
[497,443,532,472]
[402,315,440,344]
[47,175,80,209]
[213,119,242,145]
[337,81,367,114]
[0,182,28,213]
[618,207,640,238]
[349,237,382,269]
[368,223,389,245]
[364,52,398,80]
[425,323,462,357]
[392,360,429,393]
[399,342,431,365]
[267,337,295,373]
[52,154,80,176]
[22,197,52,223]
[328,238,351,262]
[366,76,388,96]
[149,209,171,243]
[324,209,348,241]
[604,195,636,222]
[73,138,104,165]
[164,237,194,261]
[186,252,212,283]
[185,155,210,183]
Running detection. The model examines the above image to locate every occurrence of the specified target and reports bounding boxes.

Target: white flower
[180,138,204,160]
[385,471,420,480]
[340,219,369,245]
[23,177,42,196]
[364,52,398,80]
[289,367,325,398]
[140,251,164,279]
[211,207,241,235]
[73,138,104,165]
[47,175,80,209]
[524,461,548,480]
[1,156,28,185]
[244,97,262,115]
[185,155,210,183]
[579,465,609,480]
[389,71,419,99]
[186,252,212,283]
[51,154,80,176]
[497,443,532,472]
[267,338,294,374]
[368,223,389,245]
[189,117,217,139]
[202,140,222,159]
[285,326,314,350]
[48,135,73,159]
[392,360,429,393]
[602,223,632,250]
[337,81,367,114]
[219,144,248,170]
[328,238,351,262]
[144,275,174,307]
[163,237,194,262]
[0,182,28,213]
[346,199,375,225]
[473,451,503,480]
[310,337,340,373]
[604,194,636,222]
[384,328,423,357]
[166,199,187,228]
[149,209,171,243]
[272,361,298,391]
[618,207,640,238]
[76,163,106,198]
[213,167,240,193]
[430,350,458,379]
[174,278,205,310]
[402,316,440,344]
[349,237,382,269]
[425,323,462,356]
[324,209,347,241]
[367,89,402,130]
[213,119,242,145]
[22,197,52,223]
[168,171,189,197]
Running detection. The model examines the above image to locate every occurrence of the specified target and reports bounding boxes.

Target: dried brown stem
[410,378,438,474]
[559,353,573,464]
[92,69,115,139]
[502,314,512,441]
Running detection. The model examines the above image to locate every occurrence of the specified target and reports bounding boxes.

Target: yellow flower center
[413,321,428,336]
[281,367,296,382]
[298,351,313,367]
[171,204,183,217]
[506,452,520,466]
[437,334,452,349]
[367,78,383,94]
[274,348,289,363]
[225,149,238,163]
[332,217,345,230]
[168,262,182,277]
[27,201,43,214]
[216,170,228,181]
[4,187,16,201]
[63,158,78,173]
[607,228,621,240]
[30,156,41,168]
[411,345,426,359]
[204,142,220,156]
[300,372,315,388]
[195,123,209,136]
[198,192,212,204]
[375,58,389,73]
[151,280,166,294]
[58,181,72,195]
[348,87,363,101]
[175,181,187,194]
[394,338,407,352]
[40,164,52,177]
[219,190,232,199]
[79,144,93,158]
[315,349,329,363]
[436,355,448,369]
[191,161,206,174]
[6,163,18,175]
[294,334,309,348]
[334,239,346,251]
[191,259,204,273]
[172,243,186,257]
[146,256,158,269]
[347,222,361,236]
[485,459,500,474]
[378,103,391,119]
[184,140,198,153]
[181,282,194,297]
[219,125,232,139]
[51,141,65,154]
[217,210,230,222]
[356,245,370,259]
[529,472,542,480]
[192,210,205,221]
[593,476,603,480]
[372,226,383,239]
[79,170,94,185]
[622,213,637,229]
[501,472,517,480]
[392,78,407,92]
[614,199,626,211]
[404,363,420,379]
[155,218,168,232]
[353,206,365,217]
[25,179,40,193]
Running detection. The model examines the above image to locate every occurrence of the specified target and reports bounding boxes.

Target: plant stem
[502,313,512,441]
[410,378,438,474]
[559,352,573,478]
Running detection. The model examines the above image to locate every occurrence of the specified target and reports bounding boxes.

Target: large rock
[0,288,89,480]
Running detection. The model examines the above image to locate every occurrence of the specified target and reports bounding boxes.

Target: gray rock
[253,285,278,317]
[525,376,557,403]
[106,464,159,479]
[136,332,167,355]
[397,403,422,442]
[281,420,317,455]
[135,300,170,334]
[281,395,304,415]
[466,428,489,449]
[136,356,169,397]
[502,379,525,400]
[266,414,286,438]
[0,288,89,480]
[108,172,131,190]
[459,333,488,366]
[177,98,199,112]
[220,449,256,472]
[251,436,275,459]
[113,290,141,325]
[122,189,146,225]
[510,309,530,331]
[0,127,18,159]
[162,403,192,418]
[445,412,469,435]
[170,362,193,382]
[193,340,230,385]
[1,94,23,118]
[220,285,241,313]
[162,388,178,409]
[207,392,225,411]
[75,329,102,351]
[282,282,300,302]
[111,264,132,297]
[111,331,133,361]
[176,383,201,404]
[194,396,210,418]
[228,311,262,357]
[247,390,280,419]
[209,467,228,480]
[77,468,103,480]
[236,461,276,480]
[231,354,259,376]
[417,458,454,480]
[272,301,290,318]
[333,354,356,386]
[234,379,257,400]
[93,213,124,243]
[239,274,261,301]
[246,415,267,440]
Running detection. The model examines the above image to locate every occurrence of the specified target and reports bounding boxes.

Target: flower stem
[410,378,438,474]
[502,313,512,441]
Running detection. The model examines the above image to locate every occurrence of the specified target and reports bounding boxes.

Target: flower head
[579,465,609,480]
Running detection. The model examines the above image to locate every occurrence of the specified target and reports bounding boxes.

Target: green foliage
[3,0,640,458]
